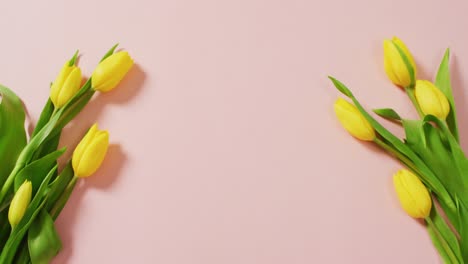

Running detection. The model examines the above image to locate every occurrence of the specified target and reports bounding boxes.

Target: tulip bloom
[91,51,133,92]
[415,80,450,120]
[393,169,432,219]
[8,181,32,228]
[383,37,416,88]
[72,124,109,178]
[334,98,375,141]
[50,63,82,108]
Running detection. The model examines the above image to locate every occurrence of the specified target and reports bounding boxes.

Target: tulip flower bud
[334,98,375,141]
[91,51,134,92]
[393,169,431,219]
[50,63,82,108]
[415,80,450,120]
[383,37,417,88]
[72,124,109,178]
[8,180,32,228]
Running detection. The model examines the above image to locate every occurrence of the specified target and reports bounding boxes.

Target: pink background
[1,0,467,263]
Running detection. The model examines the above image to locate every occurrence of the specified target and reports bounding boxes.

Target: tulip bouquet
[0,45,133,263]
[331,37,468,263]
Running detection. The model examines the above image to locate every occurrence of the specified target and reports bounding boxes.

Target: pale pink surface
[2,0,468,263]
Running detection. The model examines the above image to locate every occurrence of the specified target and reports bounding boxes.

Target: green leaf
[0,77,87,206]
[427,224,454,264]
[31,99,54,138]
[402,120,427,148]
[40,80,94,142]
[402,120,457,192]
[374,108,402,122]
[404,86,424,117]
[13,239,30,264]
[45,162,74,212]
[0,166,56,263]
[424,116,468,202]
[28,210,62,264]
[427,204,463,264]
[435,49,459,142]
[0,210,10,251]
[328,76,353,97]
[13,110,62,171]
[403,118,463,231]
[100,43,119,62]
[31,131,62,165]
[0,85,27,187]
[14,148,66,194]
[455,198,468,262]
[50,176,77,220]
[53,88,95,139]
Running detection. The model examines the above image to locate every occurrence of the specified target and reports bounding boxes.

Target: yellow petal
[415,80,450,119]
[72,124,99,174]
[56,66,82,108]
[92,51,134,92]
[8,181,32,228]
[72,124,110,178]
[50,63,74,107]
[76,131,109,177]
[393,169,431,218]
[334,98,375,141]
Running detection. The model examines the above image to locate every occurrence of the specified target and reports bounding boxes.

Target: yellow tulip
[383,37,416,88]
[8,180,32,228]
[415,80,450,120]
[91,51,134,92]
[50,63,82,108]
[72,124,109,178]
[334,98,375,141]
[393,169,432,219]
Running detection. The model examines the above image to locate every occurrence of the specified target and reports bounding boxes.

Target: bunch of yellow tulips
[0,45,133,263]
[331,37,467,263]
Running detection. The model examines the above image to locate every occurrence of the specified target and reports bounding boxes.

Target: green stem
[50,176,78,220]
[13,240,30,264]
[374,137,420,174]
[426,217,461,264]
[405,86,424,118]
[0,165,23,206]
[51,107,58,117]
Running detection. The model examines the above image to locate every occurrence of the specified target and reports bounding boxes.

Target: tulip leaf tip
[58,146,67,153]
[110,43,119,53]
[100,43,120,63]
[68,50,80,66]
[328,76,353,98]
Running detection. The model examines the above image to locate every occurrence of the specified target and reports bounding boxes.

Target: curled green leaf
[28,210,62,264]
